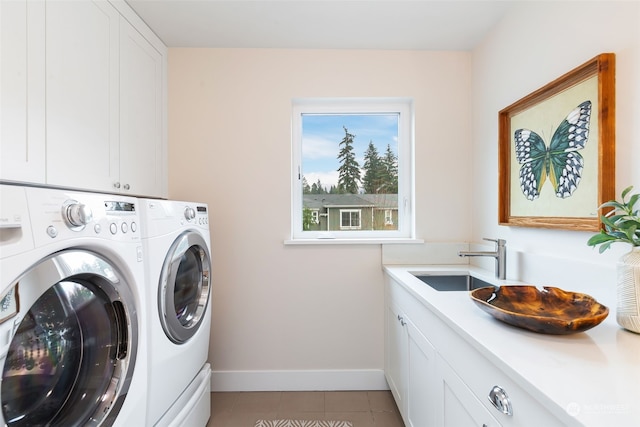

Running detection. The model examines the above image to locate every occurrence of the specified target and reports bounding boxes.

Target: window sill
[284,238,425,245]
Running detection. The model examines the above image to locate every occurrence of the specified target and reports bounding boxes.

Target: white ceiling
[125,0,513,50]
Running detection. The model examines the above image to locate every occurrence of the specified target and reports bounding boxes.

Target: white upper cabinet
[45,0,120,191]
[0,0,45,183]
[0,0,167,198]
[118,18,164,197]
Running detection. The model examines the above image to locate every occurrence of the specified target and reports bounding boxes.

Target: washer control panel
[25,186,141,247]
[139,199,209,239]
[184,205,209,228]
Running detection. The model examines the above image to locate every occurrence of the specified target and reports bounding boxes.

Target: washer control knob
[63,201,93,228]
[184,206,196,221]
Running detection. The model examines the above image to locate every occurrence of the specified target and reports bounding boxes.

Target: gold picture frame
[498,53,616,231]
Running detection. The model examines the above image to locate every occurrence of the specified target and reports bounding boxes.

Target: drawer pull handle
[488,385,513,416]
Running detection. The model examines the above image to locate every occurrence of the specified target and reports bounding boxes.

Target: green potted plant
[588,185,640,333]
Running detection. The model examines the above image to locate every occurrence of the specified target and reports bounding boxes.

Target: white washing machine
[0,183,148,426]
[139,199,212,427]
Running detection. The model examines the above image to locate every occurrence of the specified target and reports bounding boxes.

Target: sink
[413,274,496,292]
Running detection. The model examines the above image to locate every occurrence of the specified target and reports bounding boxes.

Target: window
[291,98,414,241]
[384,209,394,226]
[340,209,361,230]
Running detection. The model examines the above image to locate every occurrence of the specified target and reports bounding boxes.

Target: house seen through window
[291,98,414,240]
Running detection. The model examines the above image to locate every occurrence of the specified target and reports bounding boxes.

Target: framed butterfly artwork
[498,53,616,231]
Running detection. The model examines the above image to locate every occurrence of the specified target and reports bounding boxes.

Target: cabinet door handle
[396,315,406,326]
[488,385,513,416]
[113,182,121,189]
[123,183,130,190]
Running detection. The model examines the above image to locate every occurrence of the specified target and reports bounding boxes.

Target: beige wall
[167,49,473,389]
[166,1,639,391]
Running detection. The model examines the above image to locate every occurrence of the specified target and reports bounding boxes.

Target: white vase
[616,247,640,333]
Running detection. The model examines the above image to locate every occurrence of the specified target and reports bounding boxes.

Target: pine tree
[336,126,361,194]
[362,141,386,194]
[381,144,398,193]
[302,176,311,194]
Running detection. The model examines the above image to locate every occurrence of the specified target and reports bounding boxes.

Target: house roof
[303,194,398,209]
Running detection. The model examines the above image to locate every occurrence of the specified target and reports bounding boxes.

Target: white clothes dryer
[139,199,212,427]
[0,184,148,427]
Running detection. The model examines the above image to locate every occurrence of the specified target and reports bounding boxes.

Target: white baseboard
[210,369,389,392]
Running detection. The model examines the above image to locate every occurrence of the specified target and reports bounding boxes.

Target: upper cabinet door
[119,19,164,197]
[45,0,120,191]
[0,0,45,183]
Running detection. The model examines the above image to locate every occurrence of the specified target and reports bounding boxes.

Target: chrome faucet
[458,238,506,280]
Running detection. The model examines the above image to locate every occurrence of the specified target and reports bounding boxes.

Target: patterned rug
[254,421,353,427]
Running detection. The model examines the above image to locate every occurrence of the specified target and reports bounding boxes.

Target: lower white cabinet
[385,301,407,415]
[385,275,567,427]
[406,320,437,427]
[385,297,437,427]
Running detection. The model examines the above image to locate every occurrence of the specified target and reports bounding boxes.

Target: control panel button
[94,224,102,234]
[110,223,118,235]
[131,221,137,233]
[121,222,128,234]
[46,226,58,238]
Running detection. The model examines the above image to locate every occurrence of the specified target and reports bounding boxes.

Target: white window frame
[290,97,415,242]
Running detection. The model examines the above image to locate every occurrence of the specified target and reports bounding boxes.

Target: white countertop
[383,264,640,427]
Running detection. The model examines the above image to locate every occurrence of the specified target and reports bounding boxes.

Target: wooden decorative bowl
[470,285,609,334]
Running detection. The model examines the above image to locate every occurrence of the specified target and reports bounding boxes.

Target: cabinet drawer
[437,327,576,427]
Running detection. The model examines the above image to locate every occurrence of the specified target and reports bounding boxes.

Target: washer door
[0,250,139,427]
[159,231,211,344]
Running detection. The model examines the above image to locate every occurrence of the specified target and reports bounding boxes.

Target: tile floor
[207,390,405,427]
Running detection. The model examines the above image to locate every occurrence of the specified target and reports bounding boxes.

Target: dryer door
[159,230,211,343]
[0,250,139,427]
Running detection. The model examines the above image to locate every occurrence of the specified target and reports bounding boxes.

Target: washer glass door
[160,231,211,343]
[0,250,138,427]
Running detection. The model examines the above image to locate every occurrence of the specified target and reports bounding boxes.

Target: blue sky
[301,114,398,191]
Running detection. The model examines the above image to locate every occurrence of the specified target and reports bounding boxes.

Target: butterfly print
[514,100,592,201]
